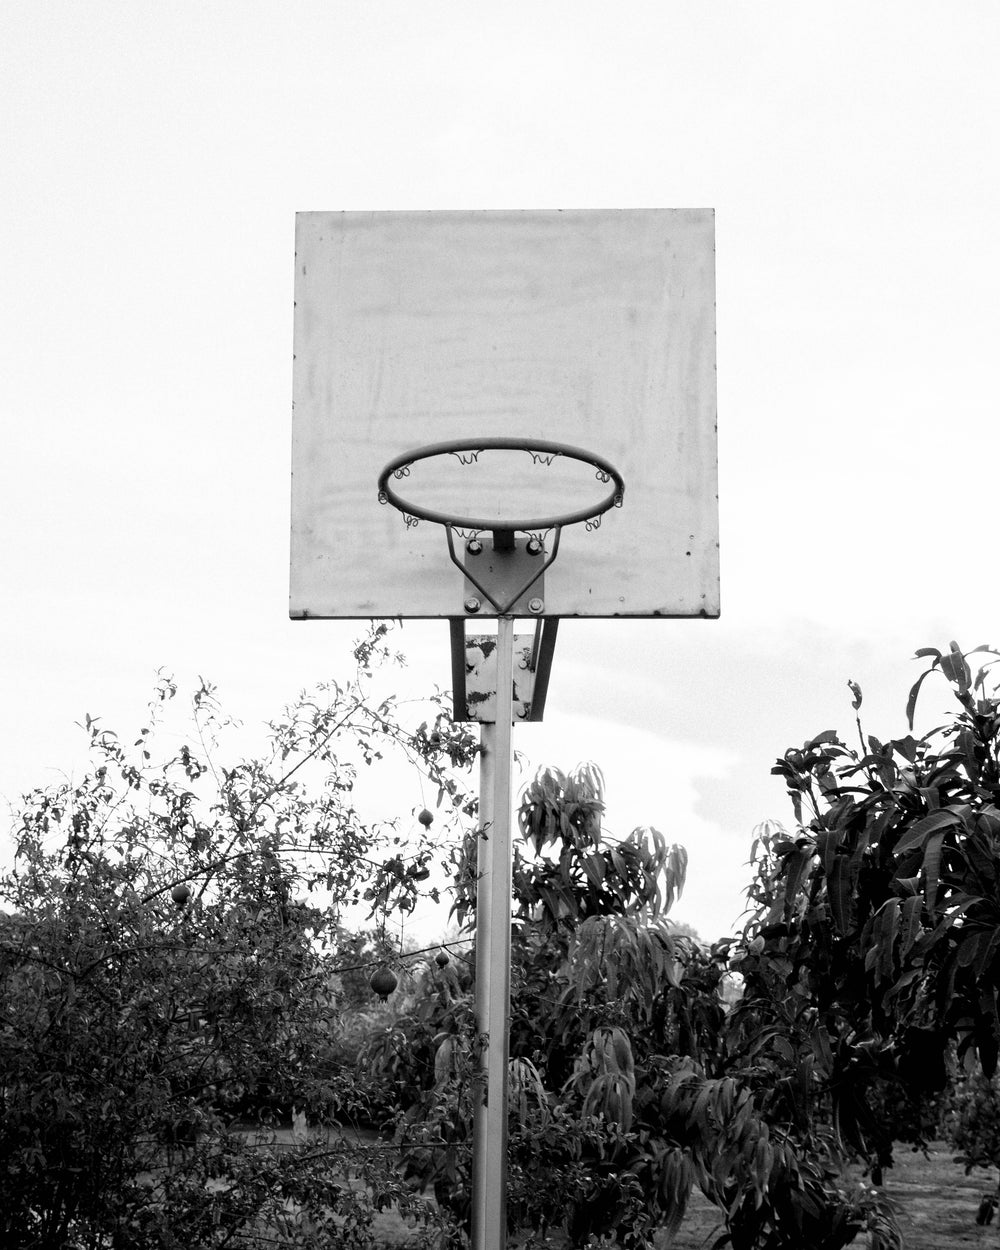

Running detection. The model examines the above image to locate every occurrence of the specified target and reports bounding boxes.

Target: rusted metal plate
[461,633,536,722]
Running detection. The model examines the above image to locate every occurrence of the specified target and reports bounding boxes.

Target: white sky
[2,1,998,942]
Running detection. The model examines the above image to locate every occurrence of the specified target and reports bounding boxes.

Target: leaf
[906,666,937,730]
[666,1065,701,1098]
[848,821,873,871]
[658,1147,692,1238]
[891,735,919,763]
[582,852,606,889]
[645,822,667,861]
[978,985,1000,1075]
[956,930,986,969]
[782,847,813,919]
[899,894,924,957]
[893,808,963,857]
[811,1025,834,1075]
[884,964,923,1007]
[975,926,1000,984]
[916,895,980,957]
[940,641,972,694]
[923,829,945,911]
[877,899,901,982]
[656,843,687,915]
[605,941,618,1000]
[815,828,840,878]
[828,858,852,935]
[686,1082,715,1131]
[972,651,1000,692]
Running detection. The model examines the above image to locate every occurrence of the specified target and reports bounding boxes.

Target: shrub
[0,628,472,1249]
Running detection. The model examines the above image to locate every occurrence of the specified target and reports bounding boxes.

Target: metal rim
[377,437,625,532]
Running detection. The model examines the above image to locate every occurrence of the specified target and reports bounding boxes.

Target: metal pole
[472,614,515,1250]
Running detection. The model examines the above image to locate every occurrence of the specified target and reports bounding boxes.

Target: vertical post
[472,615,515,1250]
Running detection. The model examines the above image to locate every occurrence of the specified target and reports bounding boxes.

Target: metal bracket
[450,617,559,723]
[447,527,560,617]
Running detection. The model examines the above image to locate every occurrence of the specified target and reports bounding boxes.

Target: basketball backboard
[290,209,718,619]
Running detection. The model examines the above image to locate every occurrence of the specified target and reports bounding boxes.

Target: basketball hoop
[377,437,624,534]
[377,437,625,615]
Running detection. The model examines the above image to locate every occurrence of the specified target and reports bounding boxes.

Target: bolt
[528,597,544,613]
[464,596,481,613]
[466,539,483,555]
[526,538,543,556]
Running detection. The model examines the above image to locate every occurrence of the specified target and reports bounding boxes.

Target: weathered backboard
[291,209,718,619]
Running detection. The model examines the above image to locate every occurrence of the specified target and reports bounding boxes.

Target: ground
[663,1142,1000,1250]
[268,1129,1000,1247]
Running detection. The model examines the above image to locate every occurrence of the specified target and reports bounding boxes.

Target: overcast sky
[3,2,998,941]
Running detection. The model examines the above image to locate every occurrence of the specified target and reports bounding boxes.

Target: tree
[737,642,1000,1186]
[0,624,476,1249]
[941,1068,1000,1223]
[363,762,897,1249]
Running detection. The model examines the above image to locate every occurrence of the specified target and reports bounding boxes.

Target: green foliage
[732,642,1000,1187]
[362,759,896,1249]
[940,1068,1000,1224]
[516,762,686,922]
[0,626,471,1249]
[942,1068,1000,1173]
[19,629,973,1247]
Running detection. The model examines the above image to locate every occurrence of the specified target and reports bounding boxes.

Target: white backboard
[291,209,718,619]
